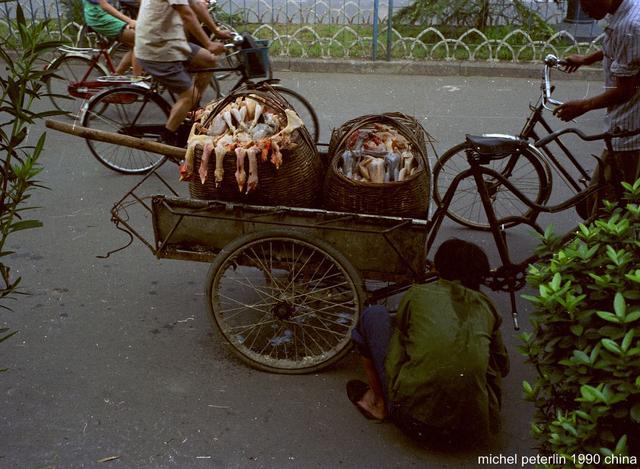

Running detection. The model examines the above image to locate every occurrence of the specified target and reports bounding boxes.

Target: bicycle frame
[55,44,118,99]
[429,125,640,329]
[519,96,591,192]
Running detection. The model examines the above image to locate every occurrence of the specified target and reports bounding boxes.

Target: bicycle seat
[466,134,525,157]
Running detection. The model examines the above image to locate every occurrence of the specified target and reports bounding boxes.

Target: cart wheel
[206,231,365,374]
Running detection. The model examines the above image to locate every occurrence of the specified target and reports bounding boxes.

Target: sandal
[346,380,384,422]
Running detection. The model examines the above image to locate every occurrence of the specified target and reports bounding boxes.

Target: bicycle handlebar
[542,54,567,111]
[535,126,640,148]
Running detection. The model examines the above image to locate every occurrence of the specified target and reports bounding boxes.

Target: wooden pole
[45,120,186,162]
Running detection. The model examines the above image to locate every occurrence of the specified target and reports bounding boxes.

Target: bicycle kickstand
[509,290,519,331]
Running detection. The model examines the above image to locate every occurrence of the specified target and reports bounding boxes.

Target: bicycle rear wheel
[432,141,551,230]
[272,85,319,144]
[81,86,171,174]
[45,54,109,118]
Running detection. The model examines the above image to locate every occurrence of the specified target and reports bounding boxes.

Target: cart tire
[206,231,365,374]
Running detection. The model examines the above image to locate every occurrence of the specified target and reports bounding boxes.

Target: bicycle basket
[238,36,270,79]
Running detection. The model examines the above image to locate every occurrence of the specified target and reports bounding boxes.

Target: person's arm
[189,0,233,40]
[554,73,639,122]
[173,3,224,54]
[489,328,510,378]
[97,0,136,28]
[562,50,604,73]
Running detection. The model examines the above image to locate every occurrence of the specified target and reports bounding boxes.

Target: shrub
[521,179,640,463]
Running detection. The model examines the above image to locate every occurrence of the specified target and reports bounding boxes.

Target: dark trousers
[350,305,393,405]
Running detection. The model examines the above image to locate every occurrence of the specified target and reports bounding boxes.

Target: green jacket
[385,280,510,438]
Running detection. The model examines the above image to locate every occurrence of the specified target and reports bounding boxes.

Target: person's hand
[562,54,588,73]
[127,19,136,29]
[207,41,226,55]
[217,29,235,40]
[553,100,589,121]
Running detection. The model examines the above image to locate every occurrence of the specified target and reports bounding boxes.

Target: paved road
[1,70,604,467]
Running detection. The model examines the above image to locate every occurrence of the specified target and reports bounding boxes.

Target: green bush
[521,179,640,465]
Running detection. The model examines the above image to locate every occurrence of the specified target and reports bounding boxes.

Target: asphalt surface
[1,69,604,468]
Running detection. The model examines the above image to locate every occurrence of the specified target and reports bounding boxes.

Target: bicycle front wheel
[45,54,109,118]
[272,85,319,144]
[206,231,364,374]
[432,141,551,230]
[81,86,171,174]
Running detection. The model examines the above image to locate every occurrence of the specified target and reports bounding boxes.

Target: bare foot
[357,388,386,420]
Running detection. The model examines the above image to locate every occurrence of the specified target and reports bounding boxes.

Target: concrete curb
[271,57,604,81]
[3,49,602,81]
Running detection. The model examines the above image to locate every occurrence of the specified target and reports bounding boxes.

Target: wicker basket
[323,113,434,219]
[188,83,323,208]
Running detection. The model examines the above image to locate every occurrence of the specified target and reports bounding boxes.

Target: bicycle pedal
[133,81,151,90]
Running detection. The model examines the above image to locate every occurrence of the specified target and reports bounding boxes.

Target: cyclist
[134,0,227,146]
[188,0,235,43]
[554,0,640,214]
[83,0,140,74]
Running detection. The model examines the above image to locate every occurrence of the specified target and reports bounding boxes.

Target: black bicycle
[79,35,319,174]
[432,54,595,230]
[426,126,640,328]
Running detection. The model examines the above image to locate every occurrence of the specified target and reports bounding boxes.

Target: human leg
[586,149,640,216]
[350,305,393,420]
[136,58,194,140]
[186,45,217,106]
[115,27,140,75]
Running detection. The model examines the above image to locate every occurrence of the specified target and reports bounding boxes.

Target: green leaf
[572,350,590,364]
[614,292,627,319]
[600,447,614,457]
[578,223,590,237]
[9,220,43,233]
[596,311,621,323]
[580,385,599,402]
[625,310,640,323]
[560,421,578,437]
[614,434,628,454]
[622,330,634,352]
[630,404,640,423]
[602,338,622,355]
[570,324,584,336]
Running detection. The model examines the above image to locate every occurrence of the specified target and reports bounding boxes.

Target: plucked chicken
[338,124,421,183]
[180,95,304,194]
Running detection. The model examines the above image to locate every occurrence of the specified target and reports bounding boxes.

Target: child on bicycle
[347,238,510,448]
[134,0,226,146]
[83,0,140,75]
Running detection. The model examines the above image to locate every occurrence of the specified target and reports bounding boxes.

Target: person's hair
[433,238,489,291]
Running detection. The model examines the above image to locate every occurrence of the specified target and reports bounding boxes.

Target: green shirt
[385,280,509,437]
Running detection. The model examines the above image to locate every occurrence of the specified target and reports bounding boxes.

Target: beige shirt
[134,0,192,62]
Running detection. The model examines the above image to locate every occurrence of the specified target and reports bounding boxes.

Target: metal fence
[1,0,605,62]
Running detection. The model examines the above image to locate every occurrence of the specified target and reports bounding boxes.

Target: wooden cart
[48,120,435,374]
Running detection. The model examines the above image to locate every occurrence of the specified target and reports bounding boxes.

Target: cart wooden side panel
[152,196,428,282]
